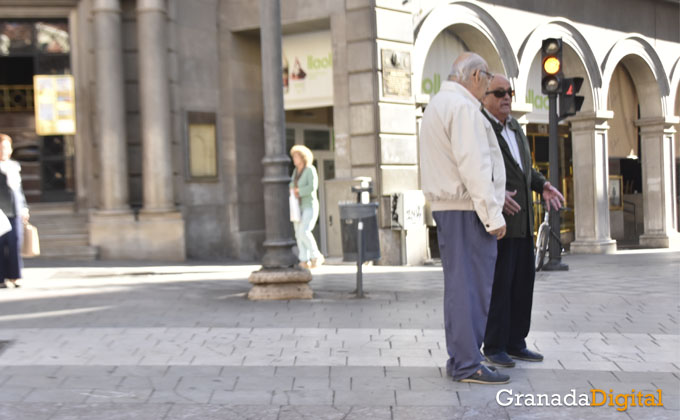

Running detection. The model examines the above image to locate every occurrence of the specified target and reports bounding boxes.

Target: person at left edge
[0,133,30,289]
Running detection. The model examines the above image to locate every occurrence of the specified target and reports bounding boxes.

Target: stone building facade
[0,0,678,263]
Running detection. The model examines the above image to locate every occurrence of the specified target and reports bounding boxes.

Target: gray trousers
[433,210,498,380]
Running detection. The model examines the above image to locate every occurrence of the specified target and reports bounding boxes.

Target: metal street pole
[247,0,312,300]
[544,93,568,271]
[258,0,297,269]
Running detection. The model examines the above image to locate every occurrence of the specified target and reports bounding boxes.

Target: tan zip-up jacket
[419,81,506,232]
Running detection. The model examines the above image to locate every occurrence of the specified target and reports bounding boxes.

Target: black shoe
[508,348,544,362]
[459,365,510,385]
[484,351,516,367]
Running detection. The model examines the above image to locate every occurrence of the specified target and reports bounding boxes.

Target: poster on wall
[33,74,76,135]
[282,30,333,110]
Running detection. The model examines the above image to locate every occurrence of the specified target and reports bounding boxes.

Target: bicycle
[534,203,566,271]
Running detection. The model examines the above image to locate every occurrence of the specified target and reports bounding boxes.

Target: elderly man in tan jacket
[419,52,508,385]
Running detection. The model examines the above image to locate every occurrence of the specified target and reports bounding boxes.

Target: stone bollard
[247,268,313,300]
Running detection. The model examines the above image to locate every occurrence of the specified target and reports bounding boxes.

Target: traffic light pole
[544,93,569,271]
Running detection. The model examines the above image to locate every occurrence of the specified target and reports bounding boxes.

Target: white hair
[448,53,488,84]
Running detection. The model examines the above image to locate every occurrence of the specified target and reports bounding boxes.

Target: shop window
[1,21,70,56]
[35,22,69,54]
[37,55,70,75]
[0,22,33,55]
[323,159,335,181]
[303,129,331,150]
[534,135,549,163]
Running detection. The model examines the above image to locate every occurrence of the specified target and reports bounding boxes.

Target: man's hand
[489,225,506,240]
[503,190,521,215]
[542,182,565,212]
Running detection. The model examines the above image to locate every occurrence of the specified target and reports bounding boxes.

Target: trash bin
[339,202,380,262]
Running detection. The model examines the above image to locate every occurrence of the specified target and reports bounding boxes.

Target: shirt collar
[484,110,511,128]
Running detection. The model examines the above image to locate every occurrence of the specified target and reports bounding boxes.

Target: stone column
[248,0,311,300]
[371,3,421,265]
[137,0,174,212]
[637,117,680,248]
[93,0,129,212]
[90,0,185,261]
[569,112,617,254]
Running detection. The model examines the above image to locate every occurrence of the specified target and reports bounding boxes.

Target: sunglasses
[485,88,515,98]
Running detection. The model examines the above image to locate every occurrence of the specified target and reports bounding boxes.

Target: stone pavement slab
[0,250,675,419]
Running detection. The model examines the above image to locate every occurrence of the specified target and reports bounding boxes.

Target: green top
[289,165,319,208]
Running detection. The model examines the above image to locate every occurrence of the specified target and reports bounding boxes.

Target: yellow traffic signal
[541,38,563,94]
[543,56,561,75]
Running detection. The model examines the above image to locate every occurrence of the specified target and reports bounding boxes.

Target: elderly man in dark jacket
[481,74,564,367]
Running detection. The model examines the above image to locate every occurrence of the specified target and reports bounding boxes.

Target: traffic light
[559,77,584,120]
[541,38,563,94]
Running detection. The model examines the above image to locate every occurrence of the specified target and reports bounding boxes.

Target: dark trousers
[433,210,497,380]
[0,216,22,281]
[483,236,535,355]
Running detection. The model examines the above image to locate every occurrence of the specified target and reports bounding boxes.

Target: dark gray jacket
[482,110,546,238]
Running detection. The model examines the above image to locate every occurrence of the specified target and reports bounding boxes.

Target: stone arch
[670,56,680,158]
[413,1,518,96]
[601,35,670,118]
[517,19,601,112]
[670,56,680,116]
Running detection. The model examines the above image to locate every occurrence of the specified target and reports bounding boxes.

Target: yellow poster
[33,75,76,136]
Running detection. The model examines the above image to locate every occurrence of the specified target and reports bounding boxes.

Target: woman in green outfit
[289,145,324,269]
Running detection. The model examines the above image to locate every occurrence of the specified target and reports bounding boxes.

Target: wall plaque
[381,49,411,99]
[186,111,218,180]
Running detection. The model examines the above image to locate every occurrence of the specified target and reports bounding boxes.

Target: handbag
[289,191,301,222]
[21,223,40,258]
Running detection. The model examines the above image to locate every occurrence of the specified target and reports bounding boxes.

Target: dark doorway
[0,19,73,203]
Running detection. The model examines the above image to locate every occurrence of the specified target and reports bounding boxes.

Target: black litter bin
[339,202,380,262]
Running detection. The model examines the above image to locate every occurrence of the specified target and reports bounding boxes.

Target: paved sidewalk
[0,250,677,419]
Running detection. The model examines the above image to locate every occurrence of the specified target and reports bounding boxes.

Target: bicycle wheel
[535,223,549,271]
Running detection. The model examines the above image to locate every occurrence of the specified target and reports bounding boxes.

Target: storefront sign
[33,74,76,135]
[282,30,333,110]
[381,49,411,98]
